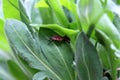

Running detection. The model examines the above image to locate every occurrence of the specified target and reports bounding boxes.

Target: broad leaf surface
[5,19,75,80]
[75,32,102,80]
[38,28,75,80]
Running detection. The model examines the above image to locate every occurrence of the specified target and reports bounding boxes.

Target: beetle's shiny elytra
[48,35,70,44]
[51,35,63,41]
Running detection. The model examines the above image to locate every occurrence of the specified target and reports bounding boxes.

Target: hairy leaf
[75,32,102,80]
[5,19,75,80]
[38,28,75,80]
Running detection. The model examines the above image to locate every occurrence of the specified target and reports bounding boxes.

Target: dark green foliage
[1,0,120,80]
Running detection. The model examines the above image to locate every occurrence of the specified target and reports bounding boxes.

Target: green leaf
[33,24,79,52]
[101,77,109,80]
[36,0,81,30]
[38,8,55,24]
[33,72,47,80]
[35,24,79,42]
[18,0,29,24]
[3,0,20,19]
[35,0,49,8]
[96,14,120,49]
[113,15,120,33]
[0,66,15,80]
[77,0,104,30]
[45,0,69,28]
[7,60,29,80]
[117,0,120,5]
[0,19,10,52]
[60,0,76,13]
[95,29,120,80]
[9,47,38,79]
[0,51,14,80]
[18,0,42,24]
[17,55,39,77]
[22,0,42,24]
[100,0,107,7]
[5,19,75,80]
[0,50,11,62]
[75,32,103,80]
[97,44,110,69]
[60,0,81,30]
[35,0,56,24]
[0,0,10,52]
[38,28,75,80]
[18,0,42,33]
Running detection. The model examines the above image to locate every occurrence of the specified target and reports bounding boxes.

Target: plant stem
[86,24,95,39]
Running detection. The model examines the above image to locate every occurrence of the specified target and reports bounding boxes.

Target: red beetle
[48,35,70,44]
[51,35,64,41]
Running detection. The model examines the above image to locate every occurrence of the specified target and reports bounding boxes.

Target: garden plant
[0,0,120,80]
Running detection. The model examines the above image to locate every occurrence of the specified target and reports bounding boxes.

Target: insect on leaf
[5,19,75,80]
